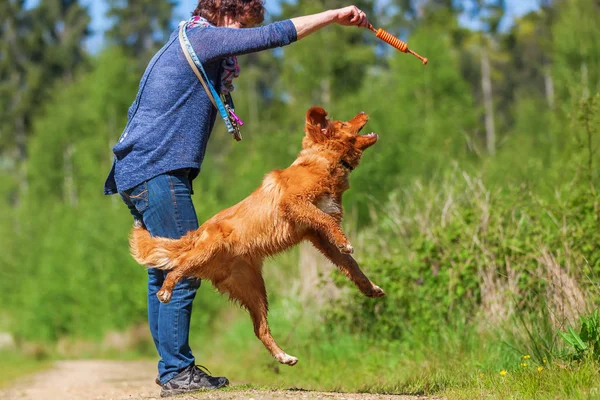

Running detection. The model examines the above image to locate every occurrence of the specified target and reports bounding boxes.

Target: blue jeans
[120,169,200,384]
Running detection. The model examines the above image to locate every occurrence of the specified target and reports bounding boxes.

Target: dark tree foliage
[106,0,176,63]
[0,0,90,204]
[277,0,378,101]
[0,0,29,158]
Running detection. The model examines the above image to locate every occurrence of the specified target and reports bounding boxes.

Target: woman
[104,1,370,396]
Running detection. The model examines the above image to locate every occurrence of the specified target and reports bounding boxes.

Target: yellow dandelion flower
[500,370,507,376]
[537,366,543,372]
[521,362,527,367]
[543,358,547,364]
[523,355,531,359]
[479,373,485,377]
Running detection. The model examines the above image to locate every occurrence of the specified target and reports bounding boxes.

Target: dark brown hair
[192,0,265,27]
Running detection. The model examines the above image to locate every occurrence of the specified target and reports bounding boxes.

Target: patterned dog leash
[178,21,243,141]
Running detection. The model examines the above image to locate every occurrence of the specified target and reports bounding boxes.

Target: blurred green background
[1,0,600,398]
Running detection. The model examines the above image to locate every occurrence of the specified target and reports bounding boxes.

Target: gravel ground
[0,360,442,400]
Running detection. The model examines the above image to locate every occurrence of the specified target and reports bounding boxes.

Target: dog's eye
[341,123,347,127]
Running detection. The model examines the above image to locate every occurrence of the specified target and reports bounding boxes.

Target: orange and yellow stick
[368,25,428,65]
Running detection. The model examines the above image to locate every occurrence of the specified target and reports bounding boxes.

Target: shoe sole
[160,379,229,397]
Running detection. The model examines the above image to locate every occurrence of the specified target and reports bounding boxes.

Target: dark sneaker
[160,365,229,397]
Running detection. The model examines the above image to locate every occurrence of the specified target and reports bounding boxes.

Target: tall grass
[329,167,597,338]
[179,166,600,398]
[186,292,600,399]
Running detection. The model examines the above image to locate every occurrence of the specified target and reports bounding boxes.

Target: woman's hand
[332,6,370,28]
[291,6,370,40]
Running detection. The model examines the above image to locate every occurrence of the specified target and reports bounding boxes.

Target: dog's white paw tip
[372,285,385,297]
[278,353,298,366]
[157,290,172,304]
[287,357,298,366]
[340,244,354,254]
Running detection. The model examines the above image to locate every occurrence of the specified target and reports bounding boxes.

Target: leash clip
[228,108,244,127]
[224,93,243,141]
[225,104,243,141]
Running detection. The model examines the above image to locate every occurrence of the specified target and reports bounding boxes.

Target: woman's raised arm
[189,6,371,64]
[291,6,370,40]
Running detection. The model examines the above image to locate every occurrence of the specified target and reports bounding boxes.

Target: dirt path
[0,360,439,400]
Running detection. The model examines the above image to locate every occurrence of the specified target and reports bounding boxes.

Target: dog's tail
[129,220,188,270]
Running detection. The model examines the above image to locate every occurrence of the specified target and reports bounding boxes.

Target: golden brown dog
[130,106,385,366]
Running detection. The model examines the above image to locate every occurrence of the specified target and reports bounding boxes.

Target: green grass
[202,334,600,399]
[442,361,600,400]
[1,301,598,399]
[186,301,600,399]
[0,350,51,388]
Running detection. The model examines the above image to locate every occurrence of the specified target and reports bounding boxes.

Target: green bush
[327,171,600,341]
[560,310,600,362]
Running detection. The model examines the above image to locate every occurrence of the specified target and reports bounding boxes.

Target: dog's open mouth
[355,131,378,150]
[361,132,379,139]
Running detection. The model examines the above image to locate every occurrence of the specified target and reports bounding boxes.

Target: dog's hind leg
[214,260,298,366]
[155,248,217,303]
[155,255,212,304]
[307,233,385,298]
[156,270,186,303]
[155,225,226,303]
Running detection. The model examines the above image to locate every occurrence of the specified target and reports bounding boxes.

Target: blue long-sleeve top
[104,20,297,195]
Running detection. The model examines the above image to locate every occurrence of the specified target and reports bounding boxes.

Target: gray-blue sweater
[104,20,297,195]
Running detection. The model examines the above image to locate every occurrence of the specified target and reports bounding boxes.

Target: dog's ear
[305,106,329,143]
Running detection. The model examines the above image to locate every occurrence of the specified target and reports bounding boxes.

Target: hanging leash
[178,21,243,141]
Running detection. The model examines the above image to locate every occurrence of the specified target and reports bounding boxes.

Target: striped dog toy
[369,24,428,65]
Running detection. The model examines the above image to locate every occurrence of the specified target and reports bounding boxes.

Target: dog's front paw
[338,243,354,254]
[276,352,299,366]
[157,289,172,304]
[365,284,385,298]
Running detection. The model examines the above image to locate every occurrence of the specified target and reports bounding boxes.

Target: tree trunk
[544,66,555,108]
[581,62,589,100]
[61,69,77,206]
[63,144,78,206]
[481,46,496,155]
[320,78,331,108]
[15,113,27,206]
[248,76,259,126]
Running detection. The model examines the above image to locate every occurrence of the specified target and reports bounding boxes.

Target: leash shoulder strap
[178,22,242,140]
[178,23,216,108]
